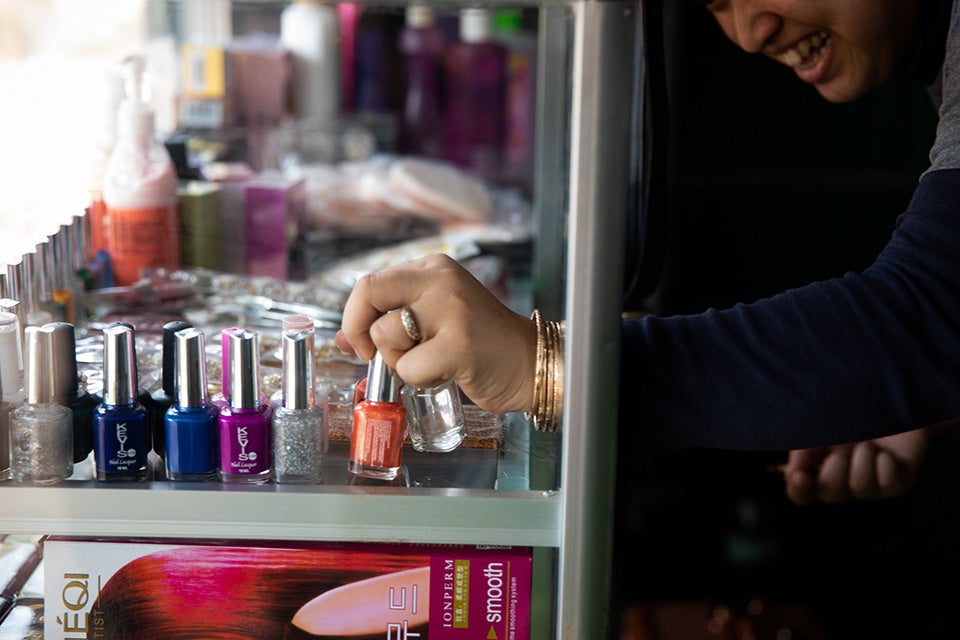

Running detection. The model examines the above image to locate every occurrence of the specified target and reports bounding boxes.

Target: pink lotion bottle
[397,4,446,158]
[102,54,180,286]
[443,7,506,184]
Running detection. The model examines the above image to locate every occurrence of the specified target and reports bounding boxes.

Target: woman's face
[706,0,920,103]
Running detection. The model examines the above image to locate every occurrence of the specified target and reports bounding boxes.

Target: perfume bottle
[400,379,466,452]
[93,322,149,482]
[44,322,99,468]
[9,325,74,484]
[143,320,193,467]
[349,351,406,480]
[273,329,325,484]
[165,327,219,481]
[219,329,273,484]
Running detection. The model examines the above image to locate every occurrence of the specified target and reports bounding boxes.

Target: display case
[0,0,642,636]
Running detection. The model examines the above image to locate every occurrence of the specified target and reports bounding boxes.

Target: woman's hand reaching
[783,426,932,505]
[335,254,537,415]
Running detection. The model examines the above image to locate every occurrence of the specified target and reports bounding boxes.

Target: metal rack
[0,1,639,636]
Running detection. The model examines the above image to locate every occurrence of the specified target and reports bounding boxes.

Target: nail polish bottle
[0,312,23,482]
[273,329,325,484]
[93,322,149,482]
[400,379,466,452]
[219,329,273,484]
[349,351,406,480]
[165,327,219,481]
[9,326,74,485]
[143,320,193,465]
[45,323,99,469]
[211,326,241,409]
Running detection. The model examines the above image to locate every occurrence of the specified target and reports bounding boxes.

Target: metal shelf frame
[0,1,641,636]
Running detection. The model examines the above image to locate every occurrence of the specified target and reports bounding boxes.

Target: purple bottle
[218,329,273,484]
[397,4,446,158]
[443,7,506,184]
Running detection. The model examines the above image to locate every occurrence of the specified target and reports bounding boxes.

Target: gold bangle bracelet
[525,309,564,433]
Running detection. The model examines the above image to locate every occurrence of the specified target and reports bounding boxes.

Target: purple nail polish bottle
[218,329,272,484]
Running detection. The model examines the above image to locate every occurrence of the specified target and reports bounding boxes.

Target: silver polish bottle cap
[228,329,260,409]
[282,329,314,410]
[45,322,79,402]
[102,322,138,406]
[364,351,400,403]
[23,325,55,404]
[175,327,208,408]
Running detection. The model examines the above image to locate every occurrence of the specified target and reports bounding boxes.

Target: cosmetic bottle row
[0,310,466,486]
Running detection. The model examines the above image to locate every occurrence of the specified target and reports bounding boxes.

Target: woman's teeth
[780,31,829,68]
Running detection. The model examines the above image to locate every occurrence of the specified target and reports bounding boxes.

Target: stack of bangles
[525,309,565,433]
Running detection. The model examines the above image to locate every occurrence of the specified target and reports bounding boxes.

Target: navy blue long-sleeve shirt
[621,0,960,451]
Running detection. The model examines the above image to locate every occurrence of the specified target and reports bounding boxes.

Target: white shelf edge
[0,485,561,547]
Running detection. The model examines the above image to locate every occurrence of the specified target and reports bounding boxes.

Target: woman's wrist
[524,309,565,433]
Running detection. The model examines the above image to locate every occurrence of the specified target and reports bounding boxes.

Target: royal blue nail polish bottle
[93,322,148,482]
[165,327,219,481]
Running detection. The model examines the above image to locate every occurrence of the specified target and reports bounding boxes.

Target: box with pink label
[43,536,533,640]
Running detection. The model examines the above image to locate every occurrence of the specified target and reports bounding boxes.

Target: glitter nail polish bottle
[349,351,406,480]
[219,329,273,484]
[10,326,74,485]
[272,329,324,484]
[165,327,219,481]
[93,322,149,482]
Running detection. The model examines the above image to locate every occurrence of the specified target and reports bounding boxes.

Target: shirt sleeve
[622,169,960,451]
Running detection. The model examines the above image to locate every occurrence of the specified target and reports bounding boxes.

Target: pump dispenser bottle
[102,54,180,286]
[165,327,219,481]
[10,325,74,484]
[349,351,406,480]
[93,322,149,482]
[219,329,273,483]
[273,329,325,483]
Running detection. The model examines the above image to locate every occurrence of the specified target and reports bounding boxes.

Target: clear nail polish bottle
[10,325,74,485]
[93,322,149,482]
[349,351,406,480]
[165,327,219,481]
[401,379,466,452]
[219,329,273,484]
[272,329,324,484]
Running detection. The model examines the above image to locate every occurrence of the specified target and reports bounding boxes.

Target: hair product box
[43,537,532,640]
[244,171,307,280]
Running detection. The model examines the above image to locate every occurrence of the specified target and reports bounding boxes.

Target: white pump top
[460,8,492,43]
[116,54,155,140]
[406,4,435,29]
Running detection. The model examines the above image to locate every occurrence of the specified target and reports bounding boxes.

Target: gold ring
[400,305,422,343]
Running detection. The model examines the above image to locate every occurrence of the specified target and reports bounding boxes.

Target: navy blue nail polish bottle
[93,322,148,482]
[165,327,219,481]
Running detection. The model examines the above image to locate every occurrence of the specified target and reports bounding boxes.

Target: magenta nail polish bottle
[218,329,272,484]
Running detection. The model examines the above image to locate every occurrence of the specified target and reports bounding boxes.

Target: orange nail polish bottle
[348,351,406,480]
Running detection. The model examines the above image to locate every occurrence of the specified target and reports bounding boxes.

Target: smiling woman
[0,0,153,264]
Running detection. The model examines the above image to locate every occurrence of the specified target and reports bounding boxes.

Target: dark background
[613,4,960,639]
